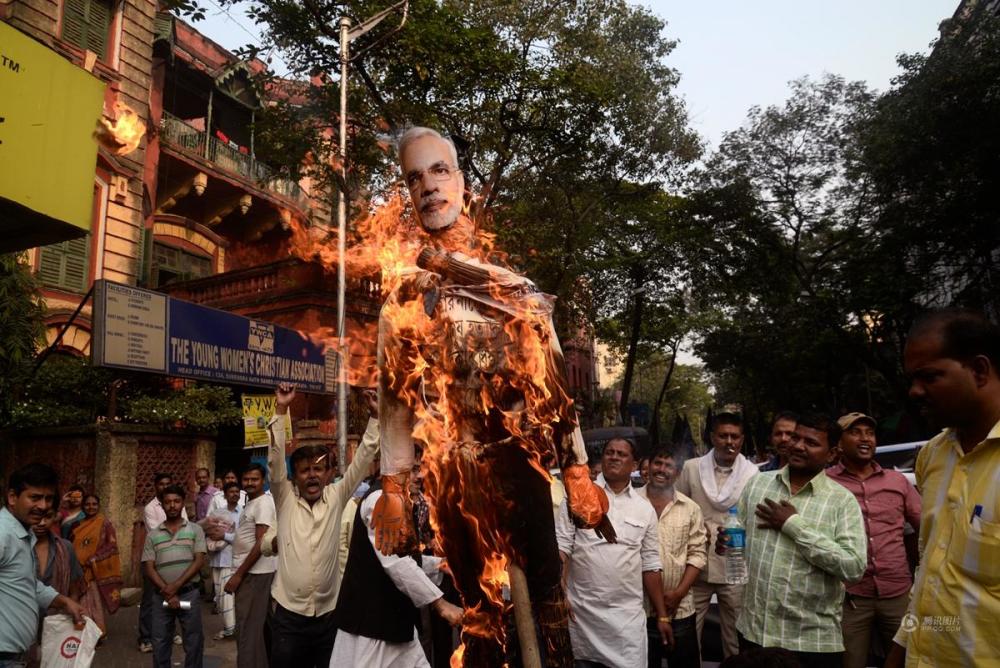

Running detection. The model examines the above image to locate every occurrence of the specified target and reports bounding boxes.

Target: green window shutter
[85,0,110,57]
[61,0,112,60]
[137,225,153,286]
[38,245,65,286]
[61,0,88,50]
[38,236,90,293]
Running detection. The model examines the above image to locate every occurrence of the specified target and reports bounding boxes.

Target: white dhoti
[330,628,431,668]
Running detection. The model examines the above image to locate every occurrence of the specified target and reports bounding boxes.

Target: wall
[1,423,215,583]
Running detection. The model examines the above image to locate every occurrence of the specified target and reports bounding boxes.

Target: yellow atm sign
[0,21,105,252]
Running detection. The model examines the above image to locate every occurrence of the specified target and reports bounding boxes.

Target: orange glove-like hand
[562,463,616,543]
[372,473,415,555]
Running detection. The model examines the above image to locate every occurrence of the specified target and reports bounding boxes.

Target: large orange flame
[288,192,584,662]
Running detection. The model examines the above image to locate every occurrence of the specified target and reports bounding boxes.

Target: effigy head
[398,126,465,232]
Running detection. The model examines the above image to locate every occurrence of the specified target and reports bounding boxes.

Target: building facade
[1,1,379,579]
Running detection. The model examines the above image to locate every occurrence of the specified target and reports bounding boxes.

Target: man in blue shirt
[1,463,86,667]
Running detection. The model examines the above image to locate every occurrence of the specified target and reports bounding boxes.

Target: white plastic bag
[40,614,101,668]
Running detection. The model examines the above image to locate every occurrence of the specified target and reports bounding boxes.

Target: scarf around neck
[697,451,758,512]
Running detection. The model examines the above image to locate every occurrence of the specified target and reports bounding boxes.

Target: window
[61,0,113,59]
[151,242,213,287]
[38,236,90,293]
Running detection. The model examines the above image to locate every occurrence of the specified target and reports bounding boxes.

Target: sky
[645,0,958,146]
[193,0,959,147]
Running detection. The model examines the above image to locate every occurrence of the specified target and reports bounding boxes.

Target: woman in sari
[70,494,124,635]
[58,484,86,539]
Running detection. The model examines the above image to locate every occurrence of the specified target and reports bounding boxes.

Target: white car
[873,440,924,486]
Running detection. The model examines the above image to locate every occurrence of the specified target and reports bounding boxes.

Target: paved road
[97,596,237,668]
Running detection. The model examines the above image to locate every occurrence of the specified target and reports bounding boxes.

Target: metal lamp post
[334,1,408,477]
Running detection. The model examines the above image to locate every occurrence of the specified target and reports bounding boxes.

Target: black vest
[332,486,422,643]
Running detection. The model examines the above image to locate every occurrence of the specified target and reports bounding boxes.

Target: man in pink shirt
[826,413,921,668]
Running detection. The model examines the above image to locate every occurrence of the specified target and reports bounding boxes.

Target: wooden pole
[508,562,542,668]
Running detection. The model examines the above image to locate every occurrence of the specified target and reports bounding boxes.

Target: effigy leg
[431,443,508,667]
[496,445,574,668]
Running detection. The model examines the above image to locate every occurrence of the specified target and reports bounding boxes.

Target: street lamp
[334,2,408,476]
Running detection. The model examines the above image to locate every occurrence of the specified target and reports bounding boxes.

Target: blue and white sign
[93,279,336,394]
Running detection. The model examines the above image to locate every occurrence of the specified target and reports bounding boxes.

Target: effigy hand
[562,463,616,543]
[591,514,617,544]
[372,473,415,555]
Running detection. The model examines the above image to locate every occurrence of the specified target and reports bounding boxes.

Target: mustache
[419,196,447,212]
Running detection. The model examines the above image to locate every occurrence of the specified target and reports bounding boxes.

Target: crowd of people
[0,466,122,667]
[1,128,997,668]
[558,308,999,668]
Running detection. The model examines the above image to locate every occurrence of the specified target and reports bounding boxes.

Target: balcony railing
[160,259,383,318]
[160,111,309,208]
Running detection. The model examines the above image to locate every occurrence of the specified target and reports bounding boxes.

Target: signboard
[242,394,293,449]
[0,21,105,252]
[93,280,337,394]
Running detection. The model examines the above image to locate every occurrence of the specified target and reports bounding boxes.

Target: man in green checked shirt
[718,413,867,668]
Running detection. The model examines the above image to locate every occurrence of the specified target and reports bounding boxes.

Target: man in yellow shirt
[887,309,1000,667]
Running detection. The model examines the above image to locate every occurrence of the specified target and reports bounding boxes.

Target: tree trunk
[617,291,644,423]
[649,342,679,448]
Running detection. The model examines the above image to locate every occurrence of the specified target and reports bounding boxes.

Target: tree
[850,15,1000,328]
[610,351,712,450]
[178,0,698,323]
[0,253,46,423]
[684,76,883,423]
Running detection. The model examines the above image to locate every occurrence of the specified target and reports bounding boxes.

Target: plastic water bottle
[724,506,748,585]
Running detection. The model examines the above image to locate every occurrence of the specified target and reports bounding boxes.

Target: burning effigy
[293,127,614,667]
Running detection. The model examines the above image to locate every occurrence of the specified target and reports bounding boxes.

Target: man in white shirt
[675,412,758,660]
[267,383,379,668]
[207,470,247,515]
[138,472,188,653]
[205,482,242,640]
[219,463,277,668]
[557,437,673,668]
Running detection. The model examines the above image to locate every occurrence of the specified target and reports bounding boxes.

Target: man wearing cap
[826,413,921,668]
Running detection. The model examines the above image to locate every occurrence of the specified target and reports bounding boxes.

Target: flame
[450,644,465,668]
[98,102,146,155]
[287,190,581,662]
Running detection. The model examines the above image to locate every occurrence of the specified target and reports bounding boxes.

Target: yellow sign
[242,394,292,449]
[0,21,105,252]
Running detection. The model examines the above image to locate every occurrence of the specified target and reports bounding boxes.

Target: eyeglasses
[405,163,460,190]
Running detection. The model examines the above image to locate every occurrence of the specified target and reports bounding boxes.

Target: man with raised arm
[266,382,379,668]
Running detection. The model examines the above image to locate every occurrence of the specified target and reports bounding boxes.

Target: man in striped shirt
[143,484,207,668]
[887,309,1000,667]
[725,413,867,668]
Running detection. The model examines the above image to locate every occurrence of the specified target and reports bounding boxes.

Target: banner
[242,394,293,449]
[0,21,104,252]
[93,280,337,394]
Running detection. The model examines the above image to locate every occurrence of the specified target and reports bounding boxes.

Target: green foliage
[8,354,115,428]
[684,75,881,421]
[849,15,1000,326]
[125,385,243,431]
[183,0,698,310]
[0,253,46,422]
[7,354,241,432]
